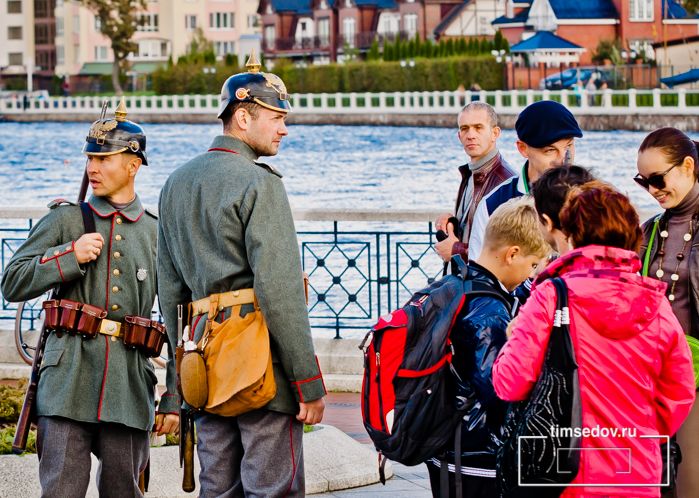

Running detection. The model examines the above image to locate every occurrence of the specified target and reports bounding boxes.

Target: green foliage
[270,55,501,93]
[81,0,147,94]
[0,383,24,425]
[0,425,36,455]
[684,0,699,14]
[592,39,622,65]
[367,40,381,61]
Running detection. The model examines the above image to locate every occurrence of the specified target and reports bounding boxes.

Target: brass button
[112,286,119,293]
[111,304,119,311]
[116,217,123,224]
[114,251,121,258]
[53,250,59,256]
[115,234,122,241]
[113,269,120,276]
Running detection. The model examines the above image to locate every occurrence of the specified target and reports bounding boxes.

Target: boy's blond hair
[483,197,550,258]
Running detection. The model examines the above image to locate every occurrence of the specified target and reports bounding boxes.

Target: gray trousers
[36,416,149,498]
[195,409,304,498]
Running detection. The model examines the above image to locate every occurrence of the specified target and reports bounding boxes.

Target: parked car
[539,67,621,90]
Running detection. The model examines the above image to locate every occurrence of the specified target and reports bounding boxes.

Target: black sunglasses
[633,163,680,190]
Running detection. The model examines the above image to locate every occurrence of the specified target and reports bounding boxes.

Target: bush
[0,380,36,455]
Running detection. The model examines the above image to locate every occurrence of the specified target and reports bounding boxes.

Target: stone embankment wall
[3,112,699,131]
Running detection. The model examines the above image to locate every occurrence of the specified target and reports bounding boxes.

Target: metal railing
[4,88,699,116]
[0,208,445,338]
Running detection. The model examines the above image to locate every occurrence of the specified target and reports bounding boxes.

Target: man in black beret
[467,99,583,260]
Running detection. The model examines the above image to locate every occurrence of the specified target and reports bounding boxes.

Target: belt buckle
[99,319,121,341]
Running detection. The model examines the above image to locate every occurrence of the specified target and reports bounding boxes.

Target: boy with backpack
[426,197,550,498]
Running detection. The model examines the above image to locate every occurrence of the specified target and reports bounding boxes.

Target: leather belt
[190,289,257,317]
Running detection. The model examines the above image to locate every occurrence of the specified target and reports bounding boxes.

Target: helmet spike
[245,50,262,74]
[114,97,128,122]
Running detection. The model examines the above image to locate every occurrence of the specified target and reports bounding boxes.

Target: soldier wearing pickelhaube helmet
[158,52,326,497]
[2,98,179,497]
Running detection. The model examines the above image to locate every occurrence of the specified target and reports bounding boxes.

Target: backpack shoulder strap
[79,201,96,234]
[462,279,513,315]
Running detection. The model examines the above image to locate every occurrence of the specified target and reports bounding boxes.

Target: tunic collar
[209,135,258,163]
[88,194,144,222]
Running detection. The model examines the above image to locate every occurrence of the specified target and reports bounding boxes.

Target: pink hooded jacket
[493,245,696,497]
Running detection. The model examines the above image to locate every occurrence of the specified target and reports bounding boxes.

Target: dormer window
[345,0,351,7]
[266,4,273,14]
[320,0,327,8]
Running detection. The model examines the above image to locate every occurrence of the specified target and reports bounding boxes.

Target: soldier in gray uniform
[158,54,326,497]
[1,100,179,498]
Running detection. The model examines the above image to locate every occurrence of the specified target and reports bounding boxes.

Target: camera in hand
[436,216,461,242]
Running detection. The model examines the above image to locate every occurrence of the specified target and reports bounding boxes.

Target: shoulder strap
[462,279,513,315]
[79,201,96,234]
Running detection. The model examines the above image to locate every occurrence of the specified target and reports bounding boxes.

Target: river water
[0,121,690,217]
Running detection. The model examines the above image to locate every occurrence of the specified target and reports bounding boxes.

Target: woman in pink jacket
[493,182,696,497]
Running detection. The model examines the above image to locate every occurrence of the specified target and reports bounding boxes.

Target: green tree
[82,0,146,95]
[683,0,699,14]
[367,40,381,61]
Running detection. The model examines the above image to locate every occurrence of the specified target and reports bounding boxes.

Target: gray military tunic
[158,135,326,415]
[1,195,179,431]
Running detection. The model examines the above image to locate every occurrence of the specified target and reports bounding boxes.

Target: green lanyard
[522,164,530,195]
[642,216,661,277]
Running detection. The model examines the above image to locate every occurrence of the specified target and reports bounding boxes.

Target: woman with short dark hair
[637,127,699,496]
[493,182,696,497]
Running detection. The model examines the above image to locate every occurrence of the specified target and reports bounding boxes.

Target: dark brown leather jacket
[452,152,515,258]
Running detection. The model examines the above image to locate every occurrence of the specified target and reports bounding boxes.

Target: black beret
[515,100,583,148]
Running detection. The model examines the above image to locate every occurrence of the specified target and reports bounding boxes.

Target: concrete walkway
[0,393,432,497]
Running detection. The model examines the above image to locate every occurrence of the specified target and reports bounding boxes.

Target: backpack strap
[79,201,96,234]
[462,280,513,315]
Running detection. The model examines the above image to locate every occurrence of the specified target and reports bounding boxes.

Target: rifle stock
[182,413,195,492]
[12,323,49,454]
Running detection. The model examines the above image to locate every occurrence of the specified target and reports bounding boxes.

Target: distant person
[494,181,696,497]
[468,100,583,260]
[636,127,699,497]
[427,197,550,498]
[434,102,515,262]
[531,165,596,254]
[61,79,70,97]
[585,78,597,106]
[469,83,482,101]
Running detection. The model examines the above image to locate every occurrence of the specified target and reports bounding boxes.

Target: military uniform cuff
[157,392,181,415]
[40,242,83,282]
[290,356,327,403]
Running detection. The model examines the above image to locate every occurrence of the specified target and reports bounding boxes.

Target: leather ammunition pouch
[42,299,166,357]
[180,289,276,416]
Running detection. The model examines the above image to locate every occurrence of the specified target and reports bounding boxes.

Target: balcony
[263,36,333,54]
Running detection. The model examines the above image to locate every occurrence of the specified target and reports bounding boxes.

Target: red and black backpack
[360,265,509,474]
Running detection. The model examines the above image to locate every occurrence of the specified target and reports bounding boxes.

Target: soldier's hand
[435,213,453,233]
[153,413,179,436]
[434,222,458,262]
[74,233,105,264]
[297,398,325,425]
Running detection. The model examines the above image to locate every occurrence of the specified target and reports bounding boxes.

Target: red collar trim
[88,202,144,222]
[208,147,239,154]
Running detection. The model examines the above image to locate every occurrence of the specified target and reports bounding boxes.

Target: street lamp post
[491,49,511,90]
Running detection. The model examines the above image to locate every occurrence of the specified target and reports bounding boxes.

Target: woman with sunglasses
[636,127,699,497]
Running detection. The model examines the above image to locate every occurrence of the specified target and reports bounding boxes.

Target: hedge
[152,56,503,95]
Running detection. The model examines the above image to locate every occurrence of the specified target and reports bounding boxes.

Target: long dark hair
[639,127,699,178]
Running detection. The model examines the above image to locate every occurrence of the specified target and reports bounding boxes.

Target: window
[7,1,21,14]
[630,0,653,21]
[35,24,51,44]
[73,15,80,34]
[94,46,109,61]
[56,17,64,36]
[214,40,235,58]
[185,15,197,29]
[137,13,159,32]
[8,26,22,40]
[95,17,102,31]
[209,12,234,29]
[317,18,329,45]
[403,14,417,38]
[57,45,65,65]
[342,18,355,47]
[247,14,258,28]
[34,0,51,18]
[137,39,168,58]
[8,53,22,65]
